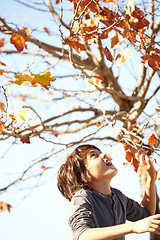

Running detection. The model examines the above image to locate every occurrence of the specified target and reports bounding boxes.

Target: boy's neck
[91,181,112,195]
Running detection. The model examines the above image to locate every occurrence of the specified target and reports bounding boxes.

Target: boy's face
[85,147,118,183]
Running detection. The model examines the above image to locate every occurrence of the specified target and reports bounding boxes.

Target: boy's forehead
[89,147,101,153]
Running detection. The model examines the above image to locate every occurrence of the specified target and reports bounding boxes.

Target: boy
[57,144,160,240]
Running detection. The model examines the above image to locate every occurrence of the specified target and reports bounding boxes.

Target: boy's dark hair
[57,144,101,201]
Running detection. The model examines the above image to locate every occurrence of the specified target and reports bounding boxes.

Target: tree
[0,0,160,237]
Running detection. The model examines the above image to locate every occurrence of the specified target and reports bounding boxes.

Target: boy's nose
[100,153,107,158]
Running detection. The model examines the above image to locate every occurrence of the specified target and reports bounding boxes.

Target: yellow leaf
[9,108,30,123]
[10,71,32,85]
[116,45,130,67]
[31,71,56,90]
[126,0,135,16]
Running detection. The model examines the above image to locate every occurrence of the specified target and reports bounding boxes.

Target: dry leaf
[116,45,130,67]
[148,133,158,148]
[103,47,113,62]
[0,201,12,213]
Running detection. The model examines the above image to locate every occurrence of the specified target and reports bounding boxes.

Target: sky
[0,1,160,240]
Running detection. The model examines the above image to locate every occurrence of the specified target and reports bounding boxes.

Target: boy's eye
[90,153,98,158]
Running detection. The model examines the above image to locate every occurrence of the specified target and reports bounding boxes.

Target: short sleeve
[125,196,150,221]
[68,193,95,240]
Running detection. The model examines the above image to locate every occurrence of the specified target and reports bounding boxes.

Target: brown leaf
[20,135,30,144]
[124,142,139,172]
[103,47,113,62]
[0,201,12,213]
[63,37,86,53]
[43,27,51,36]
[111,30,123,48]
[148,133,158,148]
[141,53,160,70]
[0,38,6,49]
[0,62,6,66]
[129,6,149,30]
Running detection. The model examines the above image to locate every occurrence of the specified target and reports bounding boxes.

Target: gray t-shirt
[68,187,150,240]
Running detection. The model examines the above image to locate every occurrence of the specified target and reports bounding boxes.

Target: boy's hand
[135,148,156,178]
[132,214,160,235]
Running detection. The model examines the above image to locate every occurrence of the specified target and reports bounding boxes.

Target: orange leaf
[0,122,4,133]
[10,28,29,52]
[148,134,158,148]
[131,157,139,172]
[88,75,105,86]
[125,151,134,162]
[63,37,86,53]
[103,47,113,62]
[43,27,51,36]
[155,107,160,112]
[41,166,49,171]
[0,201,12,213]
[0,102,5,113]
[111,30,123,48]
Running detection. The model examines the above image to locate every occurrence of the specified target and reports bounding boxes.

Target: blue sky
[0,1,160,240]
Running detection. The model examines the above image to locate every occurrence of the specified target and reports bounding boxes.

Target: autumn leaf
[124,142,137,154]
[69,0,99,15]
[100,7,120,26]
[0,201,12,213]
[116,45,130,67]
[111,30,123,48]
[137,29,148,51]
[126,0,135,16]
[11,71,56,90]
[155,107,160,112]
[9,108,30,123]
[43,27,51,36]
[0,62,6,66]
[103,47,113,62]
[156,168,160,180]
[41,166,49,171]
[0,38,6,49]
[63,37,86,53]
[124,142,139,172]
[0,102,5,113]
[129,7,149,30]
[0,122,4,133]
[88,75,105,86]
[10,71,32,85]
[31,71,56,90]
[141,49,160,70]
[20,135,30,144]
[148,133,158,148]
[10,28,29,52]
